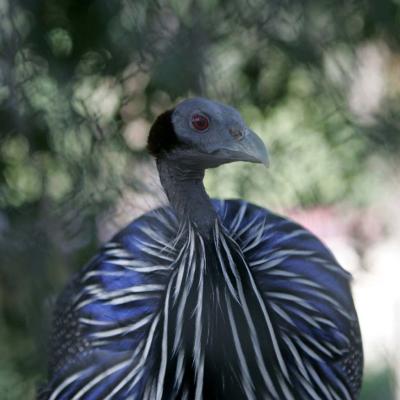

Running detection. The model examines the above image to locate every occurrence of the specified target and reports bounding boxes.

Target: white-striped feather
[193,234,205,400]
[220,232,290,381]
[304,360,335,400]
[281,335,311,382]
[155,275,173,400]
[216,224,280,398]
[49,371,84,400]
[225,294,255,399]
[49,201,356,399]
[70,359,131,400]
[90,314,153,339]
[104,314,161,399]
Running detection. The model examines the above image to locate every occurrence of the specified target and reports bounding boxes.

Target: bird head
[147,97,268,169]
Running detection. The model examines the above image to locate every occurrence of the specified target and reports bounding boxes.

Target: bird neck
[157,157,218,235]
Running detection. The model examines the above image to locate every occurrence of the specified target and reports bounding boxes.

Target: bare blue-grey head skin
[151,97,268,234]
[169,97,268,168]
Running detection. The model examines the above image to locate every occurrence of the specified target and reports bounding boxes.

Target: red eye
[191,113,209,132]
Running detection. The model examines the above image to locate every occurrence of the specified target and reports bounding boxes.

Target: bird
[40,97,363,400]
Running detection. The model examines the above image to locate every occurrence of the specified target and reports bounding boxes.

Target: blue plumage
[41,199,362,399]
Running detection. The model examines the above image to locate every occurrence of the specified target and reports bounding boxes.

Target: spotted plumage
[41,98,363,399]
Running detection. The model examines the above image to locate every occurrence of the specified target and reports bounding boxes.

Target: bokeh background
[1,0,400,398]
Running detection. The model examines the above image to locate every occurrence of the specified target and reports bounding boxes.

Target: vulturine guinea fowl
[41,98,363,399]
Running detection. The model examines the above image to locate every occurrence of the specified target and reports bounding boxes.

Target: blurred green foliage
[359,367,396,400]
[0,0,399,398]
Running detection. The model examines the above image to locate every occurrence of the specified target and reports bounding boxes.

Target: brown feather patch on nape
[147,109,181,158]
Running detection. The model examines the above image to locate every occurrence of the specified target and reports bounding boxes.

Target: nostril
[229,128,244,140]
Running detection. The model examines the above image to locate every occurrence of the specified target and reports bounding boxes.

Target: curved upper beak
[238,129,269,166]
[218,128,269,167]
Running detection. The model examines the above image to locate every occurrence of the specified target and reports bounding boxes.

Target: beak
[238,129,269,166]
[219,129,269,167]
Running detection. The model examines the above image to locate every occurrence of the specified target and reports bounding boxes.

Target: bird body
[42,98,362,399]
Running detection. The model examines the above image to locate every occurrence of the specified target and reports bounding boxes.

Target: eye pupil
[191,114,209,131]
